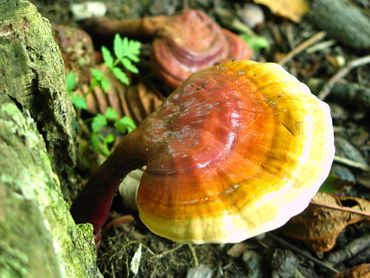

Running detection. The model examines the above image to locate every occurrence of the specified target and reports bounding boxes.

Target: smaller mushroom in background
[150,9,252,88]
[81,9,253,88]
[70,60,335,244]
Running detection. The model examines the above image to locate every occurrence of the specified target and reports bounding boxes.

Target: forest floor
[34,0,370,277]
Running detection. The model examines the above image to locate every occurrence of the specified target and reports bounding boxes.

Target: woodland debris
[334,263,370,278]
[306,0,370,50]
[318,55,370,100]
[239,3,265,28]
[308,78,370,109]
[242,250,264,278]
[186,264,213,278]
[325,234,370,266]
[254,0,308,23]
[282,193,370,252]
[278,31,326,66]
[334,155,370,172]
[335,136,367,161]
[70,1,107,21]
[267,233,339,275]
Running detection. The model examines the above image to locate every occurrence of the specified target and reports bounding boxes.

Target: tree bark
[0,1,100,277]
[0,0,78,198]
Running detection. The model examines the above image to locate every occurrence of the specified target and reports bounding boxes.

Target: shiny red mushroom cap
[136,60,335,243]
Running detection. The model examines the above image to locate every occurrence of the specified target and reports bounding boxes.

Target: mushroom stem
[70,130,146,235]
[82,15,169,39]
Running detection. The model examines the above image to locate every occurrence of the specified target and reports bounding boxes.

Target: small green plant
[240,33,270,54]
[65,34,141,157]
[90,34,141,92]
[319,174,339,193]
[90,108,136,156]
[66,71,87,110]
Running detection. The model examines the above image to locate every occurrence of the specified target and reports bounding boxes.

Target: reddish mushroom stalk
[70,131,146,235]
[71,60,334,244]
[83,14,168,39]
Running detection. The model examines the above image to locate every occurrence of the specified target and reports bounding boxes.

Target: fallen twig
[306,40,336,54]
[278,31,326,66]
[149,244,185,260]
[325,234,370,265]
[267,233,339,275]
[187,244,199,266]
[307,78,370,108]
[310,200,370,218]
[334,155,370,172]
[318,55,370,100]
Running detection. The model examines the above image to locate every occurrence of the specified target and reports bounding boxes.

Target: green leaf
[101,78,110,93]
[129,40,141,54]
[114,116,136,133]
[104,133,115,144]
[91,68,104,81]
[125,52,140,63]
[122,37,129,54]
[71,94,87,110]
[240,34,270,53]
[319,174,339,193]
[113,34,124,59]
[66,71,76,93]
[90,133,101,151]
[121,58,139,73]
[100,142,111,157]
[102,46,114,68]
[105,107,118,121]
[91,114,107,133]
[112,67,130,85]
[90,133,111,156]
[124,39,141,62]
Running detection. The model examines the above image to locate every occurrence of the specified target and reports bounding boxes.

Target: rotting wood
[325,234,370,266]
[306,0,370,50]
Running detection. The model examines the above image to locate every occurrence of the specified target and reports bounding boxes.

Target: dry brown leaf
[121,82,164,124]
[81,65,164,124]
[334,263,370,278]
[282,192,370,252]
[254,0,308,23]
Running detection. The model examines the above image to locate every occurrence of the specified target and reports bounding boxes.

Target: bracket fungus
[71,60,335,244]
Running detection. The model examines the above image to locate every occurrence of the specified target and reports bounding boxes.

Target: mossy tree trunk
[0,0,78,198]
[0,0,100,277]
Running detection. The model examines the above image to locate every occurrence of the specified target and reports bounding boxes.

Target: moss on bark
[0,1,100,277]
[0,0,77,197]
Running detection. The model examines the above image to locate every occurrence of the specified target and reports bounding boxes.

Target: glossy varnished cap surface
[136,60,335,243]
